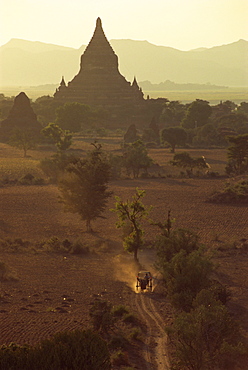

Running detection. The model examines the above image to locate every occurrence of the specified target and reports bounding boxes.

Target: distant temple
[54,18,144,107]
[0,92,42,141]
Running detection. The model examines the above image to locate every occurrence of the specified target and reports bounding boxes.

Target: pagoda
[0,92,42,141]
[54,18,144,106]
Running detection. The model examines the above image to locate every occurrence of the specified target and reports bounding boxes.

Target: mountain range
[0,38,247,88]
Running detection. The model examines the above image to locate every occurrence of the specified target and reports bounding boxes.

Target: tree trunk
[133,224,141,262]
[134,248,138,262]
[86,219,93,233]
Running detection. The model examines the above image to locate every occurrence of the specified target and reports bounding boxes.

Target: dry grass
[0,157,43,180]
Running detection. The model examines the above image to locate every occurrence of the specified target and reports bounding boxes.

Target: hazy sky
[1,0,247,50]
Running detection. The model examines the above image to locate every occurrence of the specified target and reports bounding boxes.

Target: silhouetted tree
[161,127,187,152]
[42,123,72,151]
[182,99,212,129]
[160,100,186,127]
[112,188,151,261]
[122,140,153,178]
[171,152,210,176]
[8,128,37,157]
[217,113,248,135]
[33,95,60,125]
[192,123,220,147]
[55,102,92,132]
[168,291,241,370]
[0,330,111,370]
[237,102,248,116]
[59,143,112,232]
[226,134,248,175]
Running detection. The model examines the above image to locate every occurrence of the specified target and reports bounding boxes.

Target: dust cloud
[113,251,161,293]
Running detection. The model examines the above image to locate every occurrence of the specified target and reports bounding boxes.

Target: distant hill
[0,38,247,88]
[139,80,228,91]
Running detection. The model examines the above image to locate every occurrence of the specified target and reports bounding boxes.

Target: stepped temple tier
[54,18,144,107]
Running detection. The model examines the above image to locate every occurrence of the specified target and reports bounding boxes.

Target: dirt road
[135,290,170,370]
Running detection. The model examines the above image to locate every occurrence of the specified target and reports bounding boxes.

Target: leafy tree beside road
[155,226,244,369]
[112,188,151,261]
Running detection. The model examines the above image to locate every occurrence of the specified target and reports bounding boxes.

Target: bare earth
[0,180,248,368]
[0,145,248,368]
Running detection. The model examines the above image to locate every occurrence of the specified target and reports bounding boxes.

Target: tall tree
[171,152,210,176]
[8,128,37,157]
[160,100,186,127]
[237,102,248,116]
[182,99,212,129]
[168,291,241,370]
[42,123,72,151]
[59,143,112,232]
[33,95,60,125]
[193,123,220,147]
[112,188,151,261]
[217,113,248,135]
[122,140,153,178]
[155,228,213,311]
[161,127,187,152]
[55,102,92,132]
[226,134,248,175]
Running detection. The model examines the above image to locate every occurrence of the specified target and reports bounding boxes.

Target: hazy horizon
[2,36,247,52]
[1,0,248,51]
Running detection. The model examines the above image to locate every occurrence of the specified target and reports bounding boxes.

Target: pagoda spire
[54,18,145,107]
[96,17,102,27]
[84,17,114,53]
[132,76,142,91]
[60,76,66,86]
[79,17,118,72]
[132,76,139,87]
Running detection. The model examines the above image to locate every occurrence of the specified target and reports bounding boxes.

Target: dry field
[0,140,248,368]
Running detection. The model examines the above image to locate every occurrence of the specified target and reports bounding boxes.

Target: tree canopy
[112,188,151,261]
[42,122,72,151]
[8,127,37,157]
[226,133,248,175]
[59,143,112,231]
[182,99,212,129]
[161,126,187,152]
[160,100,186,127]
[171,152,210,176]
[122,140,153,178]
[55,102,92,132]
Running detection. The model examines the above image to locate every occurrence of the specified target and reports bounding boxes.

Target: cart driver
[144,273,150,285]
